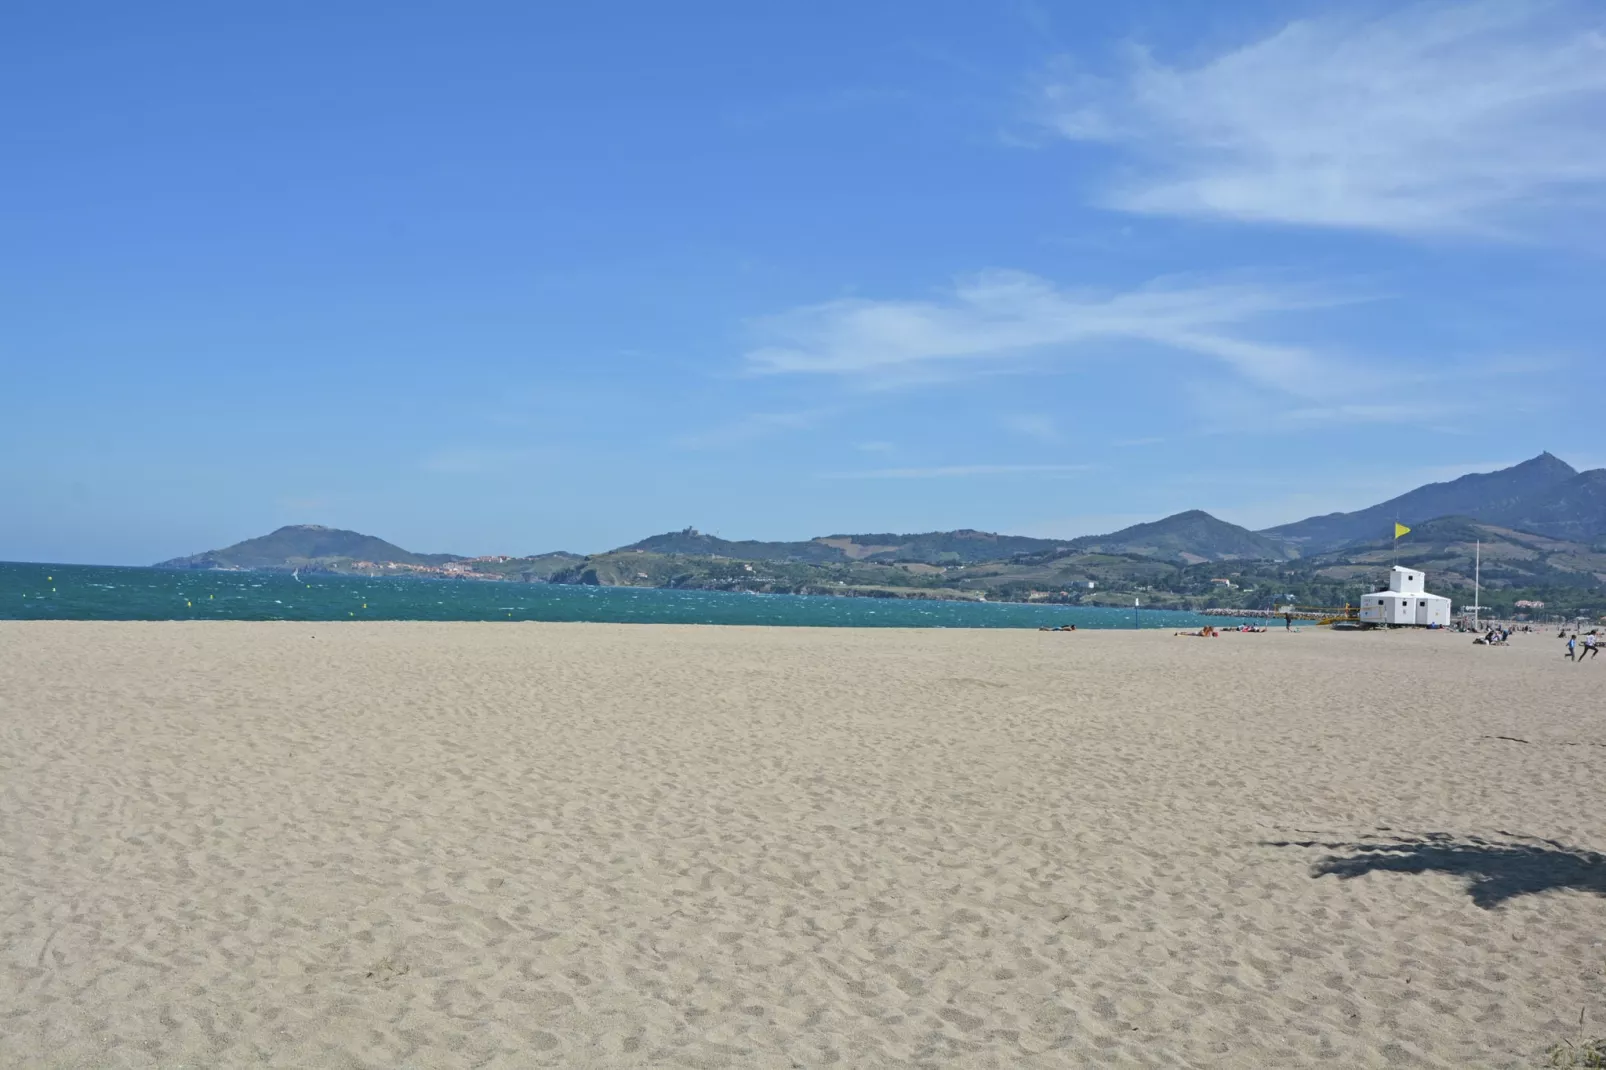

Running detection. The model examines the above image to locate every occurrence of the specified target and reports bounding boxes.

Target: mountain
[145,504,1606,615]
[150,451,1603,596]
[1069,510,1296,564]
[1262,453,1585,552]
[618,528,842,563]
[1305,516,1606,596]
[156,525,460,570]
[813,529,1069,564]
[617,527,1069,565]
[1492,468,1606,543]
[463,551,587,582]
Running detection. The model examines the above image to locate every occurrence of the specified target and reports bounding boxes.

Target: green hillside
[619,528,842,563]
[156,525,460,571]
[815,529,1069,564]
[1493,468,1606,543]
[147,449,1606,617]
[1068,510,1295,563]
[1308,517,1606,595]
[452,552,586,582]
[548,550,984,600]
[541,520,1606,618]
[618,527,1069,564]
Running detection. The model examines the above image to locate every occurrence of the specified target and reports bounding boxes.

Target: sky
[4,1,1605,564]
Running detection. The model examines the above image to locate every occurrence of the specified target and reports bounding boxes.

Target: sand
[2,622,1604,1068]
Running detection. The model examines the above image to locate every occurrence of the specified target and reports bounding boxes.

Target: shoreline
[2,564,1273,628]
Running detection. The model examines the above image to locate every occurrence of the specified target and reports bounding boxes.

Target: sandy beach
[2,622,1603,1068]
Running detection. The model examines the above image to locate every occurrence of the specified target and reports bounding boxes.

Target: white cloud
[1041,2,1606,236]
[1187,354,1562,433]
[822,463,1091,480]
[746,269,1354,396]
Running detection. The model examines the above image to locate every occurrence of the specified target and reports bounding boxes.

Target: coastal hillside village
[355,556,513,580]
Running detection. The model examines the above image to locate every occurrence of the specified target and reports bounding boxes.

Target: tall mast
[1474,539,1480,629]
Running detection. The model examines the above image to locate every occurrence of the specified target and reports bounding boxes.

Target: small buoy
[187,600,192,607]
[47,576,51,581]
[362,603,367,609]
[349,611,354,616]
[209,594,214,599]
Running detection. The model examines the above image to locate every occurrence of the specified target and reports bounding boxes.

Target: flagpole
[1474,539,1480,631]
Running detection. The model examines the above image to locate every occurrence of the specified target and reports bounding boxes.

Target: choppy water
[0,562,1249,629]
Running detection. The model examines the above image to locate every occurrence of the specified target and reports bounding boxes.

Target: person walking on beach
[1584,633,1599,661]
[1284,612,1293,631]
[1566,634,1577,660]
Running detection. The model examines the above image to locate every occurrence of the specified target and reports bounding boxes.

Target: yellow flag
[1394,522,1411,539]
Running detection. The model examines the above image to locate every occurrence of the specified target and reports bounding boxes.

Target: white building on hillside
[1358,566,1452,627]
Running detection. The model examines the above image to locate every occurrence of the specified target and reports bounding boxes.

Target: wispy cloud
[1002,413,1060,444]
[821,463,1091,480]
[673,409,830,450]
[1188,355,1560,433]
[855,440,897,453]
[1278,402,1456,427]
[746,269,1355,395]
[1039,2,1606,237]
[1189,383,1465,435]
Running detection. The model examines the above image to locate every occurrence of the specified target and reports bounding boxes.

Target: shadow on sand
[1265,832,1606,909]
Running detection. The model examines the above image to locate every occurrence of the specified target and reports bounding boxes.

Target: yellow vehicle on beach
[1277,603,1360,627]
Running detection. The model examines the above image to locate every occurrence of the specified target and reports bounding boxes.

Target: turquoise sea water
[0,562,1251,629]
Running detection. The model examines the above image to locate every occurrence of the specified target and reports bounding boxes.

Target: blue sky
[4,1,1605,563]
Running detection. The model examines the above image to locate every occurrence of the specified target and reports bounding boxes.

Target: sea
[0,561,1252,630]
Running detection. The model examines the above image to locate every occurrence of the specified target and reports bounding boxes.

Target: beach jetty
[1357,566,1452,627]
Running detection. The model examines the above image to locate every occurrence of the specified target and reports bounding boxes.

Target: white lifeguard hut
[1358,566,1452,627]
